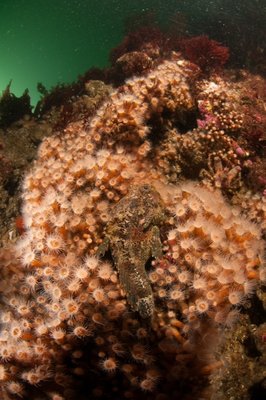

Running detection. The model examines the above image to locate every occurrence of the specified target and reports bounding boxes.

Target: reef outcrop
[0,33,265,400]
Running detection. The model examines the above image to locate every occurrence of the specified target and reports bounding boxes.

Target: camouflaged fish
[97,184,167,318]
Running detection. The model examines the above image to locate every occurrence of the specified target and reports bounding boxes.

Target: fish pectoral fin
[118,263,141,307]
[96,237,110,257]
[150,226,163,259]
[118,264,136,302]
[136,295,154,319]
[118,263,154,318]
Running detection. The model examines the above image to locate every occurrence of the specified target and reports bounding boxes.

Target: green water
[0,0,265,106]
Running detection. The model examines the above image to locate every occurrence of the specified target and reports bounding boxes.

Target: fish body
[98,184,166,318]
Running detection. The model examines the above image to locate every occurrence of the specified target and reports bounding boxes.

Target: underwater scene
[0,1,265,399]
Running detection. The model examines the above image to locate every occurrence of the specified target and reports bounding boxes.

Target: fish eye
[142,184,150,191]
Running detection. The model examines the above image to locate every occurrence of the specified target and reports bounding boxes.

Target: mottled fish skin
[97,184,167,319]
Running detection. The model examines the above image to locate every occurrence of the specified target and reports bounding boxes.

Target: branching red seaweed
[180,35,229,71]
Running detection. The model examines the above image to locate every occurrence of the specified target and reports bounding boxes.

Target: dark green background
[0,0,264,105]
